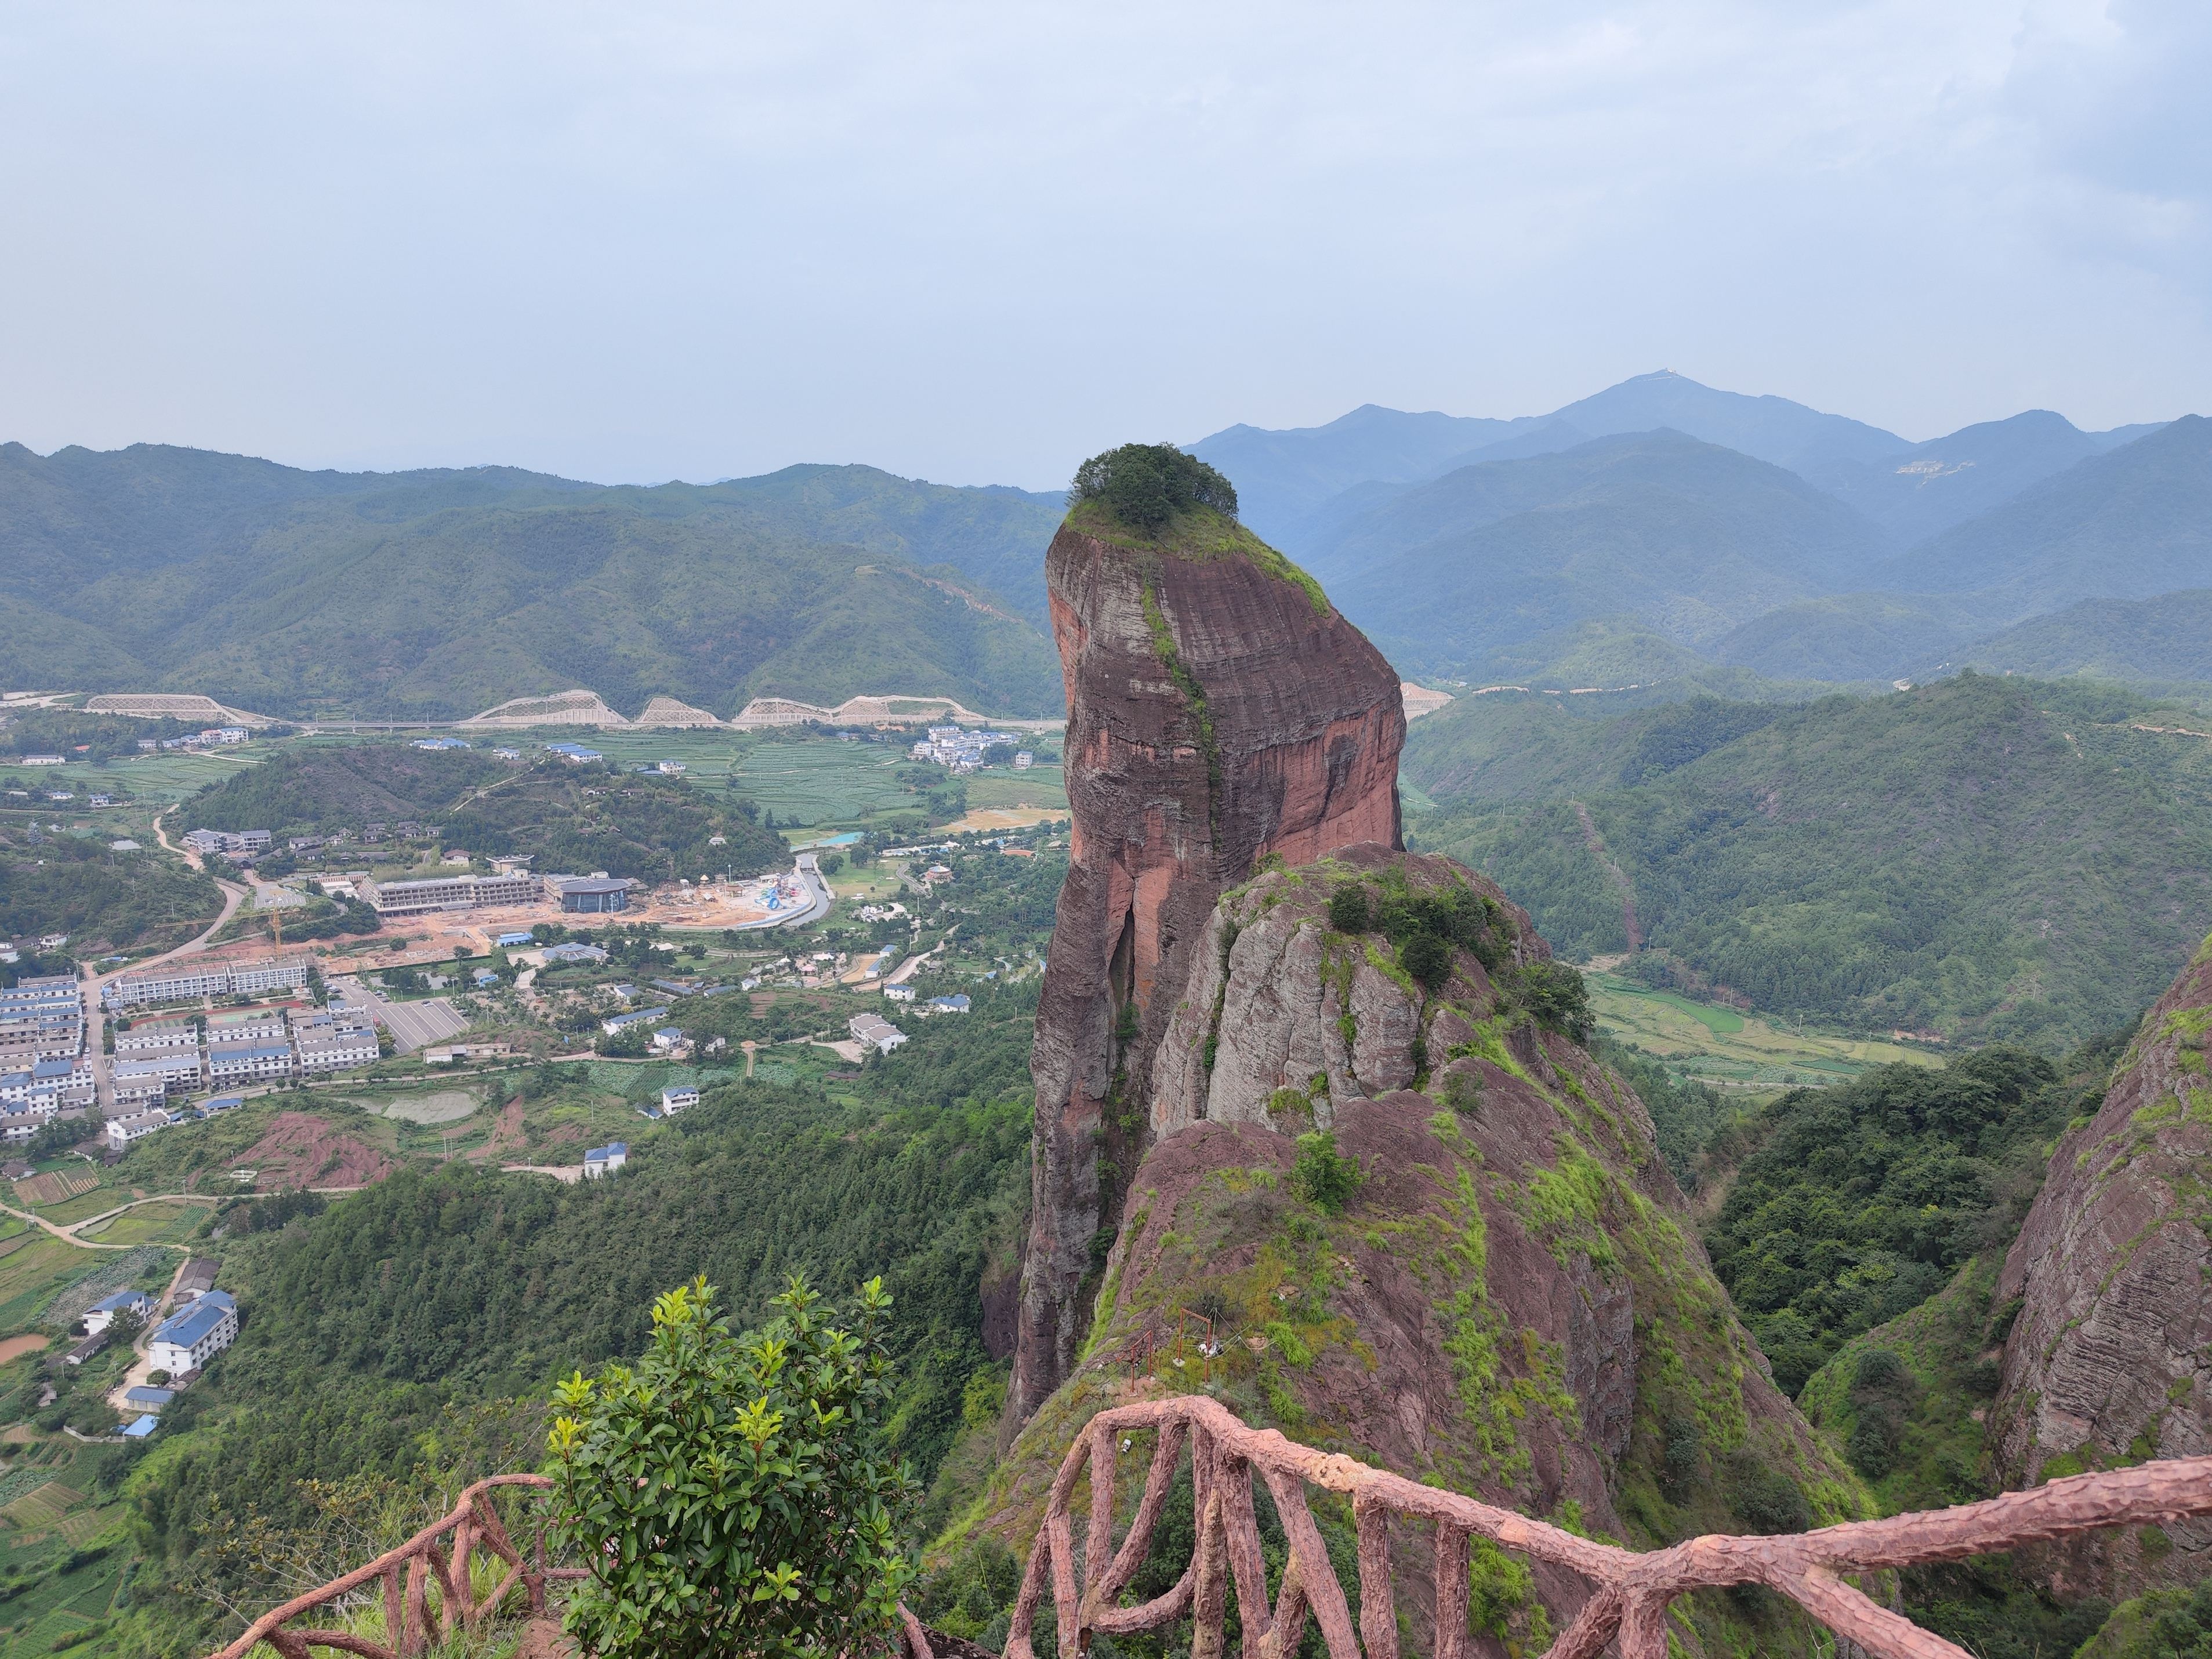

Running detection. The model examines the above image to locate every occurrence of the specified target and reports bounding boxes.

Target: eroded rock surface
[1992,934,2212,1598]
[1011,504,1404,1426]
[987,849,1861,1652]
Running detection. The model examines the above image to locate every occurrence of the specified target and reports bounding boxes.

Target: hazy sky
[2,2,2204,488]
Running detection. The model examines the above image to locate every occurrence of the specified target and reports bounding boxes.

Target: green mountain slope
[1410,675,2212,1042]
[1953,588,2212,687]
[0,445,1064,720]
[1707,594,1972,682]
[1867,416,2212,612]
[1300,430,1890,671]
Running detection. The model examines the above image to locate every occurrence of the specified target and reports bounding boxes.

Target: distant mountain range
[6,368,2205,721]
[1189,372,2205,694]
[0,445,1066,721]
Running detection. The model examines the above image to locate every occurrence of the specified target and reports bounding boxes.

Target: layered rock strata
[1991,932,2212,1598]
[987,849,1861,1651]
[1010,505,1404,1427]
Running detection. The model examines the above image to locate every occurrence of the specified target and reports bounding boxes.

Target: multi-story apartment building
[360,871,539,917]
[292,1011,379,1073]
[104,956,307,1010]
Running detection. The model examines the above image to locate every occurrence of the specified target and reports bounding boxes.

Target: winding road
[79,810,253,1110]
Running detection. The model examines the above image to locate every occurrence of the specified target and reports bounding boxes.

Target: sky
[1,1,2206,489]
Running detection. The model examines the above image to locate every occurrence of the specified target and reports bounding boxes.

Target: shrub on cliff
[549,1274,918,1659]
[1292,1129,1364,1215]
[1070,442,1239,531]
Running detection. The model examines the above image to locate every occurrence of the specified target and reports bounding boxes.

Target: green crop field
[73,1200,211,1247]
[1587,970,1942,1091]
[0,1238,116,1331]
[0,749,254,807]
[727,743,915,827]
[963,766,1069,812]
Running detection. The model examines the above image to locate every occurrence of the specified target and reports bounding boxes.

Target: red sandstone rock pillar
[1008,510,1404,1430]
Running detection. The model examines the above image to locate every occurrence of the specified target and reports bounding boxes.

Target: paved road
[731,853,833,932]
[329,975,468,1053]
[84,810,251,1115]
[0,1192,217,1250]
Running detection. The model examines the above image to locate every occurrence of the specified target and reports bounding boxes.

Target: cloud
[0,0,2203,487]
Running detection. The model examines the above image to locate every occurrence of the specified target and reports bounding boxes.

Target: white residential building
[113,1019,199,1055]
[147,1291,238,1376]
[206,1030,293,1085]
[659,1085,698,1115]
[106,1109,172,1149]
[105,955,306,1010]
[583,1142,628,1178]
[85,1291,153,1335]
[293,1014,379,1073]
[847,1013,908,1055]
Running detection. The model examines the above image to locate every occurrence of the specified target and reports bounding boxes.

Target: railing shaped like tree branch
[208,1473,586,1659]
[1009,1394,2212,1659]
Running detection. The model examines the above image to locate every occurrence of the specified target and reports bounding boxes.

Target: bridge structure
[210,1395,2212,1659]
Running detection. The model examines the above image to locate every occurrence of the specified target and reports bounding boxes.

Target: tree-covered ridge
[177,745,788,881]
[0,817,224,956]
[1703,1044,2111,1394]
[0,444,1065,720]
[1412,674,2212,1042]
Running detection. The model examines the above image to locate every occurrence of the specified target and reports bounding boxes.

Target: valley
[3,389,2211,1659]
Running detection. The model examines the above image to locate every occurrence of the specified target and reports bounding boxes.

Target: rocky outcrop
[1010,502,1404,1427]
[982,849,1862,1651]
[1990,932,2212,1599]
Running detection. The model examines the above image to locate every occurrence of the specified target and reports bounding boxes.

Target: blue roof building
[121,1414,159,1439]
[124,1385,175,1409]
[583,1142,628,1178]
[148,1289,239,1375]
[496,931,536,947]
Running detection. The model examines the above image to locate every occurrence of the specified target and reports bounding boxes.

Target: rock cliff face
[985,849,1861,1651]
[1010,502,1405,1428]
[1990,933,2212,1598]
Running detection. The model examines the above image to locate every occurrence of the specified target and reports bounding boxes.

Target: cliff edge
[1011,448,1404,1427]
[1990,931,2212,1599]
[983,848,1863,1654]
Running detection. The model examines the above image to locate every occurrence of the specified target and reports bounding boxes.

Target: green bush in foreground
[1293,1129,1364,1215]
[549,1274,918,1659]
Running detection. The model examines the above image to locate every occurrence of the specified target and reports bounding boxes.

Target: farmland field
[73,1200,212,1247]
[962,766,1069,812]
[0,1237,118,1330]
[1587,970,1943,1091]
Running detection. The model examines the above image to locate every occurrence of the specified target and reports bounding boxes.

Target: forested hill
[176,744,789,882]
[1409,674,2212,1043]
[0,444,1065,720]
[125,990,1039,1653]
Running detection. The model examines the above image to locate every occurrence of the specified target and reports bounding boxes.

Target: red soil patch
[466,1098,528,1164]
[239,1112,396,1192]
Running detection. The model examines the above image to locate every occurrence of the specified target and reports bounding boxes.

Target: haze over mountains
[0,444,1064,721]
[1191,370,2207,693]
[3,368,2206,720]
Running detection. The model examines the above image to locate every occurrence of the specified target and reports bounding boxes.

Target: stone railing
[206,1473,583,1659]
[1007,1394,2212,1659]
